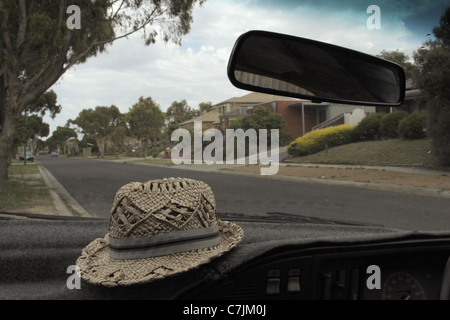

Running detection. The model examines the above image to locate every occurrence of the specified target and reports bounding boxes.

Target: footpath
[33,150,450,217]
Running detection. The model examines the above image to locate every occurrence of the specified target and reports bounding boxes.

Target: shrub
[428,99,450,166]
[288,124,355,156]
[380,110,409,138]
[398,109,429,139]
[352,113,386,141]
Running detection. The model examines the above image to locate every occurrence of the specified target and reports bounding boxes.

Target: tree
[229,107,292,146]
[25,90,62,119]
[11,89,61,160]
[0,0,206,191]
[199,101,214,114]
[46,126,77,155]
[166,100,200,123]
[70,105,124,158]
[165,99,200,138]
[413,6,450,165]
[15,114,50,153]
[127,97,165,158]
[377,50,417,80]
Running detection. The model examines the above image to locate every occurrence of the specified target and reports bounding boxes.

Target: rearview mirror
[227,31,405,106]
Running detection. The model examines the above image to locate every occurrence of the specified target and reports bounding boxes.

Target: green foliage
[0,0,207,191]
[352,113,386,141]
[288,125,355,156]
[413,6,450,165]
[230,107,282,130]
[25,90,62,120]
[14,115,49,147]
[166,100,200,124]
[426,98,450,164]
[398,110,429,139]
[380,110,409,138]
[45,126,77,154]
[198,102,214,114]
[229,107,292,146]
[127,97,165,158]
[377,50,417,80]
[70,105,124,157]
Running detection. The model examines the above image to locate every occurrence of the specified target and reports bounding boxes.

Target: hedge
[398,109,429,139]
[288,124,355,156]
[380,110,409,138]
[352,113,386,141]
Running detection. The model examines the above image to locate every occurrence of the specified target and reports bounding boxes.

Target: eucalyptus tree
[0,0,206,191]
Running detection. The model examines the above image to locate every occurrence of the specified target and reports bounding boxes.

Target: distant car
[19,151,34,162]
[50,152,58,157]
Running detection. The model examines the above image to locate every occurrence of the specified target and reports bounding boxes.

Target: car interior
[2,31,450,302]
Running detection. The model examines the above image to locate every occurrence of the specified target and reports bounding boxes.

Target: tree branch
[15,0,27,52]
[0,11,13,54]
[21,34,72,107]
[109,0,125,21]
[108,5,162,43]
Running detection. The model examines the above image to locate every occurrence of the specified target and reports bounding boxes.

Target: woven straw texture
[76,177,243,287]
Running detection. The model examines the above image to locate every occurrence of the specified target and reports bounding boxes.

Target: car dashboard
[1,212,450,301]
[181,237,450,300]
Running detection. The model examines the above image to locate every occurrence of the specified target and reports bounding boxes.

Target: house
[399,79,427,114]
[177,108,220,131]
[178,91,378,140]
[177,92,295,130]
[217,92,298,128]
[218,92,377,139]
[310,103,376,131]
[250,99,376,139]
[248,99,312,139]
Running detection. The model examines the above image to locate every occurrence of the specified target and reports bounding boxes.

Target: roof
[178,108,220,127]
[215,92,298,106]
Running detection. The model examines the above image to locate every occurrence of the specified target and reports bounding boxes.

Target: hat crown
[109,177,218,240]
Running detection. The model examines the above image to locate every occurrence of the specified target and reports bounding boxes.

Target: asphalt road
[39,156,450,231]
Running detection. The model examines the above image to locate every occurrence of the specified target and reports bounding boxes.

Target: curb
[38,166,92,218]
[218,169,450,199]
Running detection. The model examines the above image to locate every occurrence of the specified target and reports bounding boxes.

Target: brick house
[249,100,315,139]
[178,91,379,140]
[177,108,220,131]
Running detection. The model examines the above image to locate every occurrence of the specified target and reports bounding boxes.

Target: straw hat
[76,177,244,287]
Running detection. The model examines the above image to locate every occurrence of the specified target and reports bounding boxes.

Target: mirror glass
[228,31,405,106]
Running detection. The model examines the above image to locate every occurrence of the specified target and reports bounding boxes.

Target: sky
[46,0,450,136]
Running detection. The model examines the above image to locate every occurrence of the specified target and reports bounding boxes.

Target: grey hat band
[109,225,221,260]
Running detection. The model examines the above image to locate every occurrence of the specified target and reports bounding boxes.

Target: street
[39,156,450,231]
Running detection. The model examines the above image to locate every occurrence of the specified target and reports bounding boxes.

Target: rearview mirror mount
[228,31,405,106]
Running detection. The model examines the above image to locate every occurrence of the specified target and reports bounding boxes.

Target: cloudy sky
[47,0,450,135]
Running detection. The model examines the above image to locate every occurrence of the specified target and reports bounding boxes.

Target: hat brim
[76,220,243,287]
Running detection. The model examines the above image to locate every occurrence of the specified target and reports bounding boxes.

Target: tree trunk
[0,110,20,192]
[95,137,106,158]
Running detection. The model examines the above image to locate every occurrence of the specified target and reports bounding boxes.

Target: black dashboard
[2,212,450,301]
[181,238,450,300]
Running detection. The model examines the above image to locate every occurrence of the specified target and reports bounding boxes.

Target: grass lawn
[287,139,442,167]
[0,163,55,213]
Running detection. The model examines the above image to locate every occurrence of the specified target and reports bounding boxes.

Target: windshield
[2,0,450,233]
